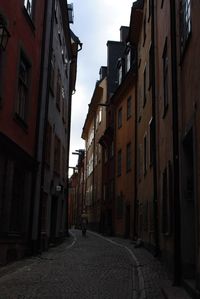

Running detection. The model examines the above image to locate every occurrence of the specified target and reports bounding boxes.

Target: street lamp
[0,18,10,50]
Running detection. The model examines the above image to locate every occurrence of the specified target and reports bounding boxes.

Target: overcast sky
[69,0,134,176]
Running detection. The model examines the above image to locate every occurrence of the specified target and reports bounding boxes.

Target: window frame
[180,0,191,55]
[56,69,61,111]
[117,149,122,177]
[127,96,132,119]
[149,118,154,167]
[143,65,147,107]
[118,107,122,129]
[143,133,147,175]
[16,51,31,125]
[126,143,132,172]
[162,38,169,117]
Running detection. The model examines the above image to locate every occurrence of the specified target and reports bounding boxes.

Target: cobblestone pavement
[105,235,191,299]
[0,230,139,299]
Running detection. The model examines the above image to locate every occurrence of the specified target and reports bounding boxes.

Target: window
[144,134,147,175]
[62,146,65,179]
[148,0,152,20]
[126,143,131,172]
[95,113,99,131]
[54,0,58,23]
[162,38,168,116]
[127,96,131,119]
[143,15,146,46]
[24,0,33,18]
[117,150,122,176]
[138,87,142,122]
[56,70,61,111]
[118,107,122,128]
[16,53,30,122]
[117,192,123,219]
[149,118,154,166]
[99,107,102,123]
[180,0,191,53]
[110,141,114,158]
[88,154,93,176]
[118,63,122,85]
[61,86,65,122]
[54,135,61,174]
[126,49,131,72]
[148,44,153,89]
[45,122,52,165]
[50,52,55,94]
[137,144,142,180]
[143,66,147,107]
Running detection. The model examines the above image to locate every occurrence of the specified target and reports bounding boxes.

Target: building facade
[0,0,46,265]
[70,0,200,296]
[32,0,81,250]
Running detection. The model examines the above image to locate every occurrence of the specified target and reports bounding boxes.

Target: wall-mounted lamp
[0,18,10,50]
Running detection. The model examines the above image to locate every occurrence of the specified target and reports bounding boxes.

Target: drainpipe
[152,0,160,256]
[92,114,96,229]
[170,0,181,285]
[29,0,49,253]
[133,58,138,240]
[37,0,55,251]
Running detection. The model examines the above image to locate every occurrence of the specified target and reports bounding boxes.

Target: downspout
[66,84,72,236]
[92,113,96,228]
[152,0,160,255]
[170,0,181,285]
[133,69,138,240]
[29,0,48,253]
[37,0,55,250]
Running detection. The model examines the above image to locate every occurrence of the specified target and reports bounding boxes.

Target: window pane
[24,0,33,17]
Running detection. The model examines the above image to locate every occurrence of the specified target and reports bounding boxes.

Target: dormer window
[126,49,131,72]
[118,59,122,85]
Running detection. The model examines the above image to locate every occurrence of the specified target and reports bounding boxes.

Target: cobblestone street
[0,230,139,299]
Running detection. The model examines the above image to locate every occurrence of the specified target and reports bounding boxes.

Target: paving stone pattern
[0,230,139,299]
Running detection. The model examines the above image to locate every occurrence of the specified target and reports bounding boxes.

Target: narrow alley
[0,230,137,299]
[0,230,191,299]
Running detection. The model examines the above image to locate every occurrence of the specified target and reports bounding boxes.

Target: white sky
[69,0,134,176]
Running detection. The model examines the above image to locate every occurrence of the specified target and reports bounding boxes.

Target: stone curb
[88,230,147,299]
